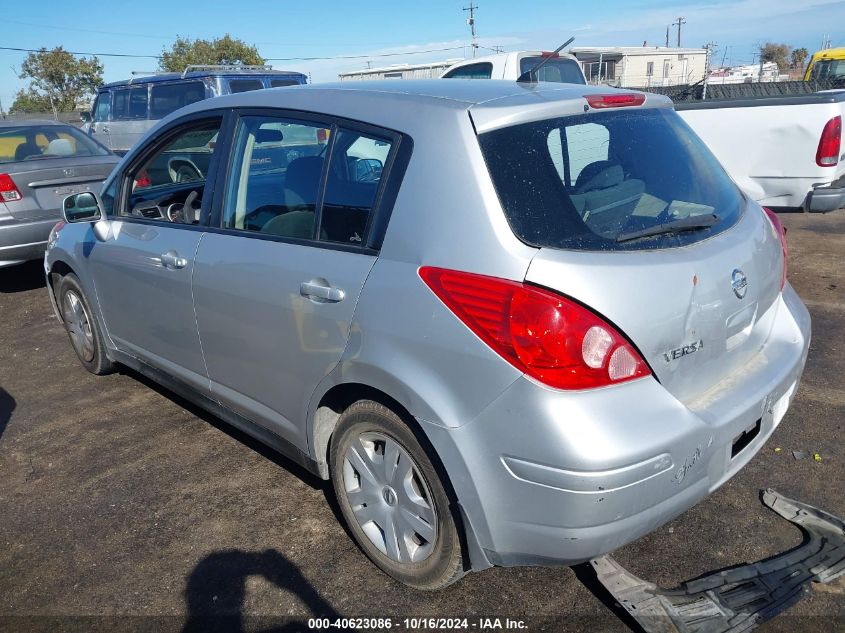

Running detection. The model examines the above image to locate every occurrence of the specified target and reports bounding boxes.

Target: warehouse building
[339,60,462,81]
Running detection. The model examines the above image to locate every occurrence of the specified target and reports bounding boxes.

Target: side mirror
[80,111,92,124]
[63,191,103,223]
[355,158,384,183]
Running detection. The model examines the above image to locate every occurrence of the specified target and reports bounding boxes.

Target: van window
[443,62,493,79]
[94,93,111,122]
[479,108,743,252]
[269,79,299,88]
[113,86,148,120]
[228,79,264,93]
[150,81,206,119]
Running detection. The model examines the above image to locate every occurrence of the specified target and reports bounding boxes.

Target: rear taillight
[585,94,646,109]
[763,208,787,290]
[816,115,841,167]
[419,267,650,390]
[0,173,22,202]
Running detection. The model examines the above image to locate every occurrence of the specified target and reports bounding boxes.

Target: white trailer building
[339,60,462,81]
[571,47,709,88]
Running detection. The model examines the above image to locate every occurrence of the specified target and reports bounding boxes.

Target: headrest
[47,138,74,156]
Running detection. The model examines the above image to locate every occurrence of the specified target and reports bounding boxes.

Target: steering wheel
[181,190,200,224]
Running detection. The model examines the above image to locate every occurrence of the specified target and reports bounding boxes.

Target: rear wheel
[330,400,464,589]
[58,273,114,375]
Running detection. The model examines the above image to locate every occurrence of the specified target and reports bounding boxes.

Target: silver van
[49,81,809,589]
[83,66,307,154]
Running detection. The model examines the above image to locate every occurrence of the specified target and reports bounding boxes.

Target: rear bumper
[0,217,58,267]
[807,179,845,212]
[423,284,811,568]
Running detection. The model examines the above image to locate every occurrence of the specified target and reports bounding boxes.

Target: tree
[17,47,103,112]
[9,89,53,113]
[760,42,791,72]
[159,35,265,72]
[791,47,809,71]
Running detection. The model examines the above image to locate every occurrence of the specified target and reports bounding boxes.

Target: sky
[1,0,844,110]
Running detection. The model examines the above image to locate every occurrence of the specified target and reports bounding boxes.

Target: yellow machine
[805,47,845,80]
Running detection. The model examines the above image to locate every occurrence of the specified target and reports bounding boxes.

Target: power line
[0,44,469,62]
[0,46,158,59]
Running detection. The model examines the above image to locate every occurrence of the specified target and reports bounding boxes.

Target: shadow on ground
[182,549,343,633]
[0,386,13,441]
[0,260,45,293]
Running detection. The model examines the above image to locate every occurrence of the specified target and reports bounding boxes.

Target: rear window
[478,107,744,251]
[811,59,845,80]
[519,56,585,84]
[443,62,493,79]
[269,78,300,88]
[150,81,206,118]
[0,125,110,164]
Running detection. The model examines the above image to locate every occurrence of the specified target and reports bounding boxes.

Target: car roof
[102,68,307,89]
[0,119,73,129]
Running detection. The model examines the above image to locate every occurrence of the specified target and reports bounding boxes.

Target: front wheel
[58,273,114,375]
[330,400,465,589]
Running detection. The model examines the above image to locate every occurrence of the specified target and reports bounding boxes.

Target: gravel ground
[0,211,843,633]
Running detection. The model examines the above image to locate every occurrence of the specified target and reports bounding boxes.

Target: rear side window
[443,62,493,79]
[113,86,149,120]
[478,107,744,251]
[222,116,330,237]
[228,79,264,93]
[270,79,299,88]
[519,56,585,84]
[150,81,206,118]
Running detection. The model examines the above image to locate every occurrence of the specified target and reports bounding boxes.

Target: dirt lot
[1,212,844,633]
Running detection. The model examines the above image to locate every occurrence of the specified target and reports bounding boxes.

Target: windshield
[0,124,110,165]
[811,59,845,80]
[519,56,585,84]
[478,107,744,251]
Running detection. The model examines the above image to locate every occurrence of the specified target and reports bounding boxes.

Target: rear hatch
[475,96,785,405]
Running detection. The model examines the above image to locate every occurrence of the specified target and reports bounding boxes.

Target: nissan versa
[45,81,810,589]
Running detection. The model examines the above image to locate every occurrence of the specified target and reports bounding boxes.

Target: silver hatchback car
[45,81,810,589]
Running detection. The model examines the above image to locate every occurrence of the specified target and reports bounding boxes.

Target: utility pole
[463,2,479,57]
[665,24,670,48]
[673,17,686,47]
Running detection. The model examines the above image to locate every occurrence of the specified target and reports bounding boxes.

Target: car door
[192,112,400,451]
[87,114,226,393]
[89,91,112,150]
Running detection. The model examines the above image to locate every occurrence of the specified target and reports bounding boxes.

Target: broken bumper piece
[592,489,845,633]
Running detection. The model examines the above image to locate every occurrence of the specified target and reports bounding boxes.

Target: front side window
[222,116,330,237]
[150,81,206,119]
[94,93,111,121]
[443,63,493,79]
[228,79,265,94]
[122,119,221,224]
[479,107,744,252]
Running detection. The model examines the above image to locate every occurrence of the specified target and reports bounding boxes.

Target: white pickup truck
[677,92,845,212]
[442,52,844,211]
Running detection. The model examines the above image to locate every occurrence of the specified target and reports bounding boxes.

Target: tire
[57,273,114,375]
[330,400,465,590]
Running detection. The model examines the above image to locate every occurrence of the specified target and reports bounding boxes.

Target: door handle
[300,280,345,303]
[159,250,188,270]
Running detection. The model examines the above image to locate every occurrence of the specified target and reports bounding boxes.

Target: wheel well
[49,260,74,293]
[313,383,415,479]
